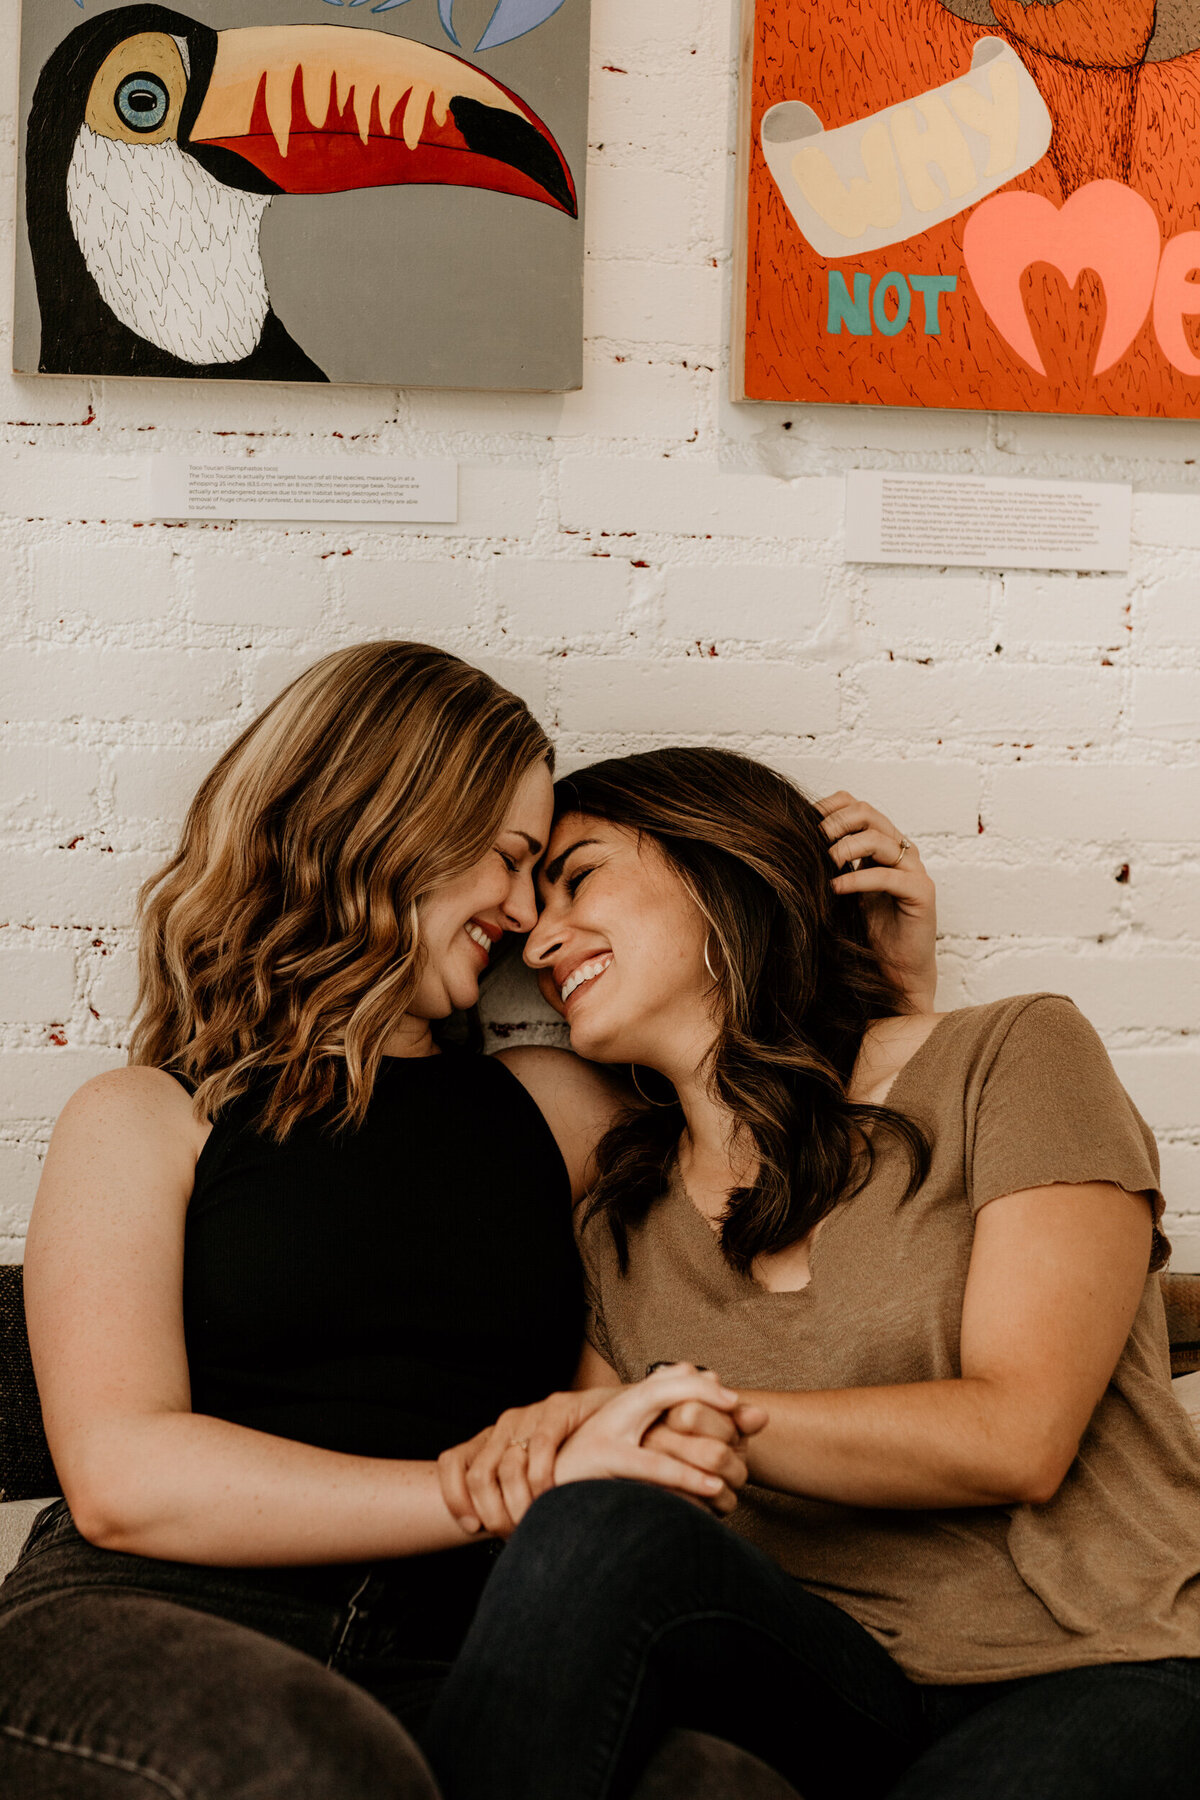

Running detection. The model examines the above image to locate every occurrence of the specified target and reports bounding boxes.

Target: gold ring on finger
[893,836,911,867]
[508,1438,531,1452]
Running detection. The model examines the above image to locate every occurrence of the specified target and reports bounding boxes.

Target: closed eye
[498,850,519,874]
[566,865,595,896]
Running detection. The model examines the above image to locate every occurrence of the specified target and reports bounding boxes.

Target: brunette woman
[430,746,1200,1800]
[0,647,760,1799]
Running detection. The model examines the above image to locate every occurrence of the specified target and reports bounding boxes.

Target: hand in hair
[818,791,937,1015]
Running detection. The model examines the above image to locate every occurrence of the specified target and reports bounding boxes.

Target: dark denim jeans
[423,1480,1200,1800]
[0,1498,498,1798]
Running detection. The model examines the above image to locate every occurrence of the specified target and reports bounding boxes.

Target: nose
[501,868,539,935]
[523,909,564,967]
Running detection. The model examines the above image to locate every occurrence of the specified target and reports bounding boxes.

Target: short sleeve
[575,1210,618,1370]
[584,1292,615,1367]
[969,996,1167,1271]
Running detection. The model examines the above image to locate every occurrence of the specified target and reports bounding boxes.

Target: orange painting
[736,0,1200,417]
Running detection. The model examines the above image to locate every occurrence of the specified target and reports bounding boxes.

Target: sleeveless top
[183,1050,583,1463]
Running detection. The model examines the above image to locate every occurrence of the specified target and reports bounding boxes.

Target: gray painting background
[14,0,589,387]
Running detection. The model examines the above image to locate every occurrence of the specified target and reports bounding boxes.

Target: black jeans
[423,1480,1200,1800]
[0,1499,500,1798]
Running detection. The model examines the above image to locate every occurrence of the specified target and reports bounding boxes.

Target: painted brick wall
[2,0,1199,1267]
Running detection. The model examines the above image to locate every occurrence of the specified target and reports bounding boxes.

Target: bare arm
[26,1070,476,1566]
[495,1045,626,1201]
[573,1340,623,1390]
[734,1181,1152,1509]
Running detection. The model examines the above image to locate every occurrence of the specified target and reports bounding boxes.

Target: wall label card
[844,472,1132,572]
[151,456,458,522]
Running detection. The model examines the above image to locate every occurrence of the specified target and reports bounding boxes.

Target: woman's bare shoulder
[495,1046,626,1119]
[53,1065,209,1159]
[851,1013,949,1107]
[493,1048,627,1198]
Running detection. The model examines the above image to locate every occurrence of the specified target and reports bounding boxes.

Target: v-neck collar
[662,1014,952,1302]
[665,1163,830,1303]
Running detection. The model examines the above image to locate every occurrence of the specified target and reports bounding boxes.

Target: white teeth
[465,923,493,954]
[560,955,613,1004]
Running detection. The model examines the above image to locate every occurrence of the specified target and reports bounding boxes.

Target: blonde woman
[0,645,933,1799]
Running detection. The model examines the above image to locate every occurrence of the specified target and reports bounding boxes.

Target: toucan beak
[186,25,576,216]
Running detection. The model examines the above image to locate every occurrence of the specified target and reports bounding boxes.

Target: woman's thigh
[893,1658,1200,1800]
[0,1588,441,1800]
[424,1480,925,1800]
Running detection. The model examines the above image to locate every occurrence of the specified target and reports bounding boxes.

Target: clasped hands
[438,1364,768,1539]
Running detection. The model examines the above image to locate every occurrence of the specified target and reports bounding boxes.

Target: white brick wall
[2,0,1199,1269]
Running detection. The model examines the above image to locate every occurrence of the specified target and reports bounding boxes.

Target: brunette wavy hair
[560,748,930,1275]
[129,642,551,1139]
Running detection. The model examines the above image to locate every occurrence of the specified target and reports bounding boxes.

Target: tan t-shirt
[580,995,1200,1685]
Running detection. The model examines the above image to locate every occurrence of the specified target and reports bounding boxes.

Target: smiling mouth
[465,922,496,958]
[560,955,613,1006]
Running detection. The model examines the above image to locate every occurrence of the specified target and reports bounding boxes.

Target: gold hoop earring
[631,1065,675,1107]
[703,934,719,983]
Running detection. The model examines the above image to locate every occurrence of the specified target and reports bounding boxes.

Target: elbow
[1010,1457,1072,1508]
[66,1499,120,1551]
[998,1434,1078,1508]
[58,1448,157,1554]
[966,1385,1080,1507]
[64,1480,142,1552]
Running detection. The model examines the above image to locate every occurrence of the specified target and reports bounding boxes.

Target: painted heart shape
[962,180,1160,376]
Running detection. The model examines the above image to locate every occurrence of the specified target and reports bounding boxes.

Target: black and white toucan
[26,4,577,380]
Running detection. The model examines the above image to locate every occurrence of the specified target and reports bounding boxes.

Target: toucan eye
[116,73,169,133]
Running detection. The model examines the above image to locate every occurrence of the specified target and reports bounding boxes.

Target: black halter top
[182,1050,583,1463]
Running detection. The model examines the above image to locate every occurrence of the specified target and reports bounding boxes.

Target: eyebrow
[499,829,544,857]
[542,837,600,887]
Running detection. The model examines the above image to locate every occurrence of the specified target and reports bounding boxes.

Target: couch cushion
[1164,1273,1200,1377]
[0,1496,53,1579]
[1173,1370,1200,1430]
[0,1267,58,1501]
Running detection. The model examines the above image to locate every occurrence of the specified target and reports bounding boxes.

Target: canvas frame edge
[729,0,758,405]
[9,0,30,378]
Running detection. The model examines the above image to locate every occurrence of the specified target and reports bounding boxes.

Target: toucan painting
[18,0,585,385]
[738,0,1200,419]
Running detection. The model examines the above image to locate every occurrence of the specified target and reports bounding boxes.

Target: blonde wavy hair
[129,641,552,1138]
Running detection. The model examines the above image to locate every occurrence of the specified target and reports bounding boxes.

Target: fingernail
[703,1476,722,1492]
[459,1517,480,1533]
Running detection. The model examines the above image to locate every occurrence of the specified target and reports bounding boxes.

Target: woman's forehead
[546,806,596,845]
[543,811,638,858]
[541,811,607,876]
[538,813,634,894]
